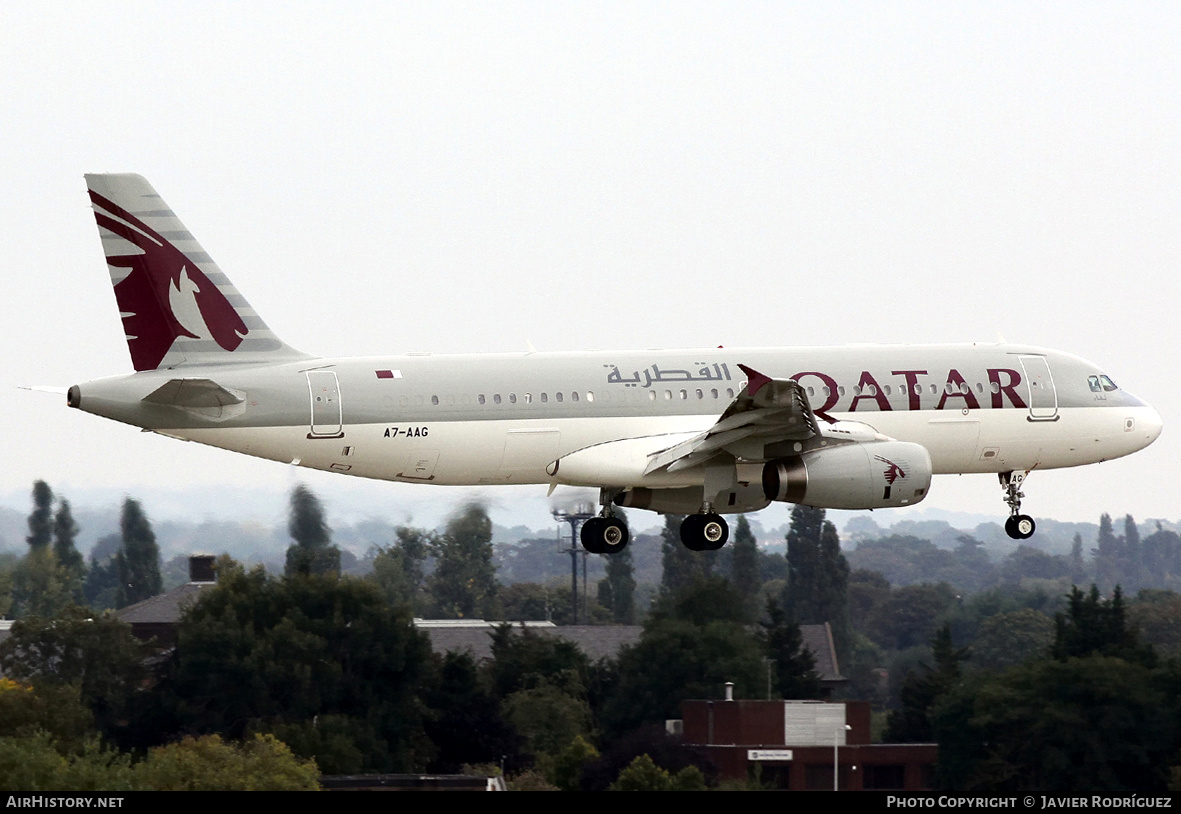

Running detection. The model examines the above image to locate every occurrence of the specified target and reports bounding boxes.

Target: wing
[643,364,830,475]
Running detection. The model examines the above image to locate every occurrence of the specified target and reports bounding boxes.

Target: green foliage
[164,567,433,772]
[0,730,134,792]
[428,502,498,618]
[598,542,637,624]
[10,549,73,619]
[934,656,1177,791]
[659,514,702,596]
[759,598,821,699]
[730,514,761,604]
[83,534,121,611]
[0,679,94,753]
[885,624,969,743]
[26,480,54,552]
[866,582,958,650]
[546,734,599,791]
[486,624,591,699]
[603,616,763,737]
[650,575,752,626]
[369,525,432,610]
[1053,585,1155,666]
[0,606,148,738]
[503,679,592,759]
[608,753,707,791]
[116,498,162,607]
[135,734,320,790]
[284,484,341,577]
[53,498,85,577]
[970,608,1054,671]
[423,651,521,773]
[784,505,850,653]
[609,753,671,791]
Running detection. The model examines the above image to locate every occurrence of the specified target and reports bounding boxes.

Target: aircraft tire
[581,517,606,554]
[1005,515,1036,540]
[600,517,630,554]
[680,514,706,551]
[702,513,729,550]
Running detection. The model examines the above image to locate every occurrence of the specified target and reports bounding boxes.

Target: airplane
[65,174,1163,554]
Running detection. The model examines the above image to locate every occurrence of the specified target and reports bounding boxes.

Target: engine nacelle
[761,441,932,510]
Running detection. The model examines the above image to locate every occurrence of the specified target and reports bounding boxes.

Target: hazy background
[2,2,1177,542]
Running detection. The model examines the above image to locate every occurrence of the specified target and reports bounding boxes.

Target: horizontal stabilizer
[142,378,244,409]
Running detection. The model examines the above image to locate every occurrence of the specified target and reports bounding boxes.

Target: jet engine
[761,441,932,510]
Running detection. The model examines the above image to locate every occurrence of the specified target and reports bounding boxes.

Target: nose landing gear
[1000,471,1036,540]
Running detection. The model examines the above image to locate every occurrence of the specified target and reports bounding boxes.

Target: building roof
[420,621,643,662]
[419,620,844,682]
[114,581,213,625]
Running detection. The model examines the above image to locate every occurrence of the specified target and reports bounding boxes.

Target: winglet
[737,364,772,397]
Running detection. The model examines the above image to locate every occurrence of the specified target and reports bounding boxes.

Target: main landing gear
[581,489,631,555]
[581,515,630,554]
[1000,471,1036,540]
[680,511,729,552]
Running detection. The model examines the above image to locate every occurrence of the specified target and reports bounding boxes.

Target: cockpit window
[1090,374,1119,393]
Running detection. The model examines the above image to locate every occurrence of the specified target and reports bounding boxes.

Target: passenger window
[431,395,439,406]
[478,394,486,405]
[586,391,594,402]
[541,393,548,403]
[556,392,563,403]
[509,393,517,404]
[494,394,502,404]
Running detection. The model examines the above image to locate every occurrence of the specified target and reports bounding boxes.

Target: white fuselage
[74,343,1163,496]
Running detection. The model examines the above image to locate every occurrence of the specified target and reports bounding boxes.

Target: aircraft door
[306,370,344,438]
[1018,355,1058,421]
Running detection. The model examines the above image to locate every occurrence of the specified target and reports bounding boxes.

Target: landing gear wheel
[581,515,630,554]
[680,513,729,551]
[1005,514,1036,540]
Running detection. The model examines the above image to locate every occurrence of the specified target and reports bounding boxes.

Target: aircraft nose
[1133,404,1163,449]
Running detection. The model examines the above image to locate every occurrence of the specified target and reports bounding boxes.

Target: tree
[116,498,162,607]
[8,550,72,619]
[598,512,637,624]
[422,651,522,773]
[602,613,763,737]
[933,656,1177,791]
[25,481,54,552]
[759,598,820,699]
[1095,513,1119,590]
[1052,584,1155,666]
[133,734,320,791]
[659,514,702,596]
[885,623,969,743]
[163,567,433,772]
[0,606,148,740]
[427,503,497,618]
[730,515,760,604]
[284,484,341,577]
[783,505,849,653]
[370,525,433,612]
[83,534,122,611]
[53,499,84,578]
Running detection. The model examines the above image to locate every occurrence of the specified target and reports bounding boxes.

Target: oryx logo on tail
[874,454,906,500]
[89,190,248,371]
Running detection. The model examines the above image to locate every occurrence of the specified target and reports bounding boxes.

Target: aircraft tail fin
[85,173,310,371]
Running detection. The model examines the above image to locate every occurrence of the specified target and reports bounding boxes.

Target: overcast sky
[2,2,1178,534]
